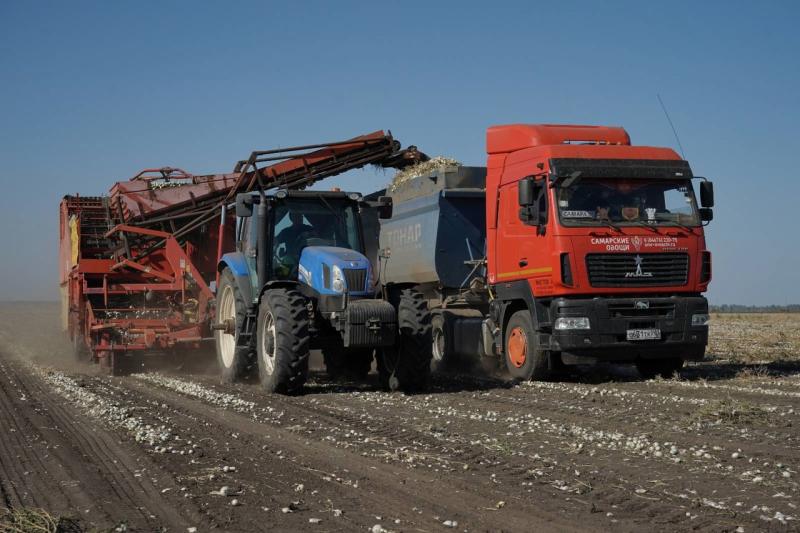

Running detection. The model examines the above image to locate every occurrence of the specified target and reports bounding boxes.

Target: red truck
[378,124,714,379]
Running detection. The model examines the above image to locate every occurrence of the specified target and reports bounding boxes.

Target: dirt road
[1,303,798,532]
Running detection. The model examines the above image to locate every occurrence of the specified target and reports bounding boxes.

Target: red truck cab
[485,124,713,379]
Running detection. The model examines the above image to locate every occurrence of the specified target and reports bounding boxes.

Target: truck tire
[504,309,549,381]
[378,288,432,392]
[256,288,310,394]
[636,358,684,380]
[431,313,448,370]
[215,268,251,383]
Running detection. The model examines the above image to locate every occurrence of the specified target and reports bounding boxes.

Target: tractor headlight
[691,313,710,326]
[331,265,346,293]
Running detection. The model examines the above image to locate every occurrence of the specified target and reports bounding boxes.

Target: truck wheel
[215,268,251,383]
[636,358,684,380]
[504,310,549,381]
[431,314,448,369]
[256,288,310,394]
[378,288,432,392]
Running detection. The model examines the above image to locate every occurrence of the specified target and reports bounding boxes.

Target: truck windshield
[555,179,700,227]
[271,197,362,278]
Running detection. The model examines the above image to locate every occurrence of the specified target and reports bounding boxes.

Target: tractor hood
[298,246,372,296]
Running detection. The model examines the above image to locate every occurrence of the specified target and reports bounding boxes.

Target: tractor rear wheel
[378,288,432,392]
[256,287,310,394]
[215,268,252,383]
[504,310,549,381]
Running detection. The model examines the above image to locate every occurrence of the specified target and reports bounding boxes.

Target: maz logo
[625,255,654,278]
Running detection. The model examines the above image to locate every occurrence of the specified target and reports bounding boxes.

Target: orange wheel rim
[508,326,527,368]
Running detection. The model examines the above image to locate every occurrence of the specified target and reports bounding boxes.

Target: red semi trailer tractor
[378,124,714,379]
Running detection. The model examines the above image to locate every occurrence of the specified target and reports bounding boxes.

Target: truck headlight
[691,313,709,326]
[331,265,346,293]
[554,317,591,330]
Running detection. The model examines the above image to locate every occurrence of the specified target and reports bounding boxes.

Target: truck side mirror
[236,194,254,217]
[699,207,713,222]
[699,180,714,208]
[518,178,543,226]
[377,196,393,219]
[518,177,535,206]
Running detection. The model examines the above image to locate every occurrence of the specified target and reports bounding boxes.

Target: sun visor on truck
[549,158,693,180]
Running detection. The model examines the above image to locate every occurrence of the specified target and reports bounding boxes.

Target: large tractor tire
[377,288,432,392]
[323,340,374,381]
[504,309,549,381]
[215,268,252,383]
[256,287,310,394]
[636,358,684,380]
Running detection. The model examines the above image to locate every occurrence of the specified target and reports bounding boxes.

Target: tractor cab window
[271,197,363,279]
[556,179,700,227]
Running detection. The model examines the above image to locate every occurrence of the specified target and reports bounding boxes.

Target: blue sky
[1,1,798,304]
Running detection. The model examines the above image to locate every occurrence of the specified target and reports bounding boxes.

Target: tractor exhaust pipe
[256,199,267,285]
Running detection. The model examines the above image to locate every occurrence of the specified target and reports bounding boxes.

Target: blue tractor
[214,189,431,394]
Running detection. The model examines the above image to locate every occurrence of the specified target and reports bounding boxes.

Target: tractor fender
[218,252,254,306]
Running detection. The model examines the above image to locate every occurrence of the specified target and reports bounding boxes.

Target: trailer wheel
[378,288,432,392]
[215,268,251,383]
[68,313,88,362]
[636,358,684,380]
[256,288,310,394]
[504,310,549,381]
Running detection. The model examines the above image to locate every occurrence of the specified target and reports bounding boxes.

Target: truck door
[495,179,554,293]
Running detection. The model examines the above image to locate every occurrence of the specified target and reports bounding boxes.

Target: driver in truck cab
[274,211,315,278]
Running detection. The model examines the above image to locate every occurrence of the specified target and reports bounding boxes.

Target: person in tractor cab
[274,211,316,278]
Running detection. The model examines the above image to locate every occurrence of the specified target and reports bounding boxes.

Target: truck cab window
[556,179,699,226]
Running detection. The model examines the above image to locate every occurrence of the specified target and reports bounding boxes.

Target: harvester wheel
[378,288,432,392]
[636,358,684,380]
[215,268,252,383]
[256,288,310,394]
[504,310,549,381]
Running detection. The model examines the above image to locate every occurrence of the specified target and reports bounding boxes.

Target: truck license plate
[627,328,661,341]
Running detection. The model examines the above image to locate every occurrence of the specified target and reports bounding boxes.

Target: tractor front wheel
[256,288,310,394]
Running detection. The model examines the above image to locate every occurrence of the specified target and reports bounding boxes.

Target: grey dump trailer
[371,166,490,368]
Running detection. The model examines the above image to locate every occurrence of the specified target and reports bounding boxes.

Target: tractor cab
[233,190,387,303]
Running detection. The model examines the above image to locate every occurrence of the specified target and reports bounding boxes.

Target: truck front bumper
[543,295,708,364]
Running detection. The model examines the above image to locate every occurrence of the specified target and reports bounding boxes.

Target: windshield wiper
[629,220,660,233]
[596,219,623,232]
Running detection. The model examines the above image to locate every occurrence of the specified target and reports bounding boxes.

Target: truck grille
[607,301,676,318]
[586,253,689,287]
[343,268,367,291]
